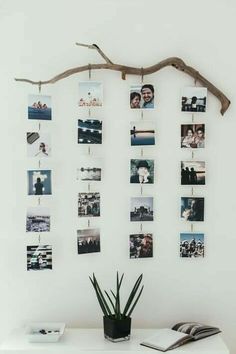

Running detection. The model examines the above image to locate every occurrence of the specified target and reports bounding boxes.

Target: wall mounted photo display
[130,197,154,222]
[181,161,205,185]
[27,170,52,195]
[181,197,204,221]
[130,121,155,146]
[27,132,51,158]
[26,207,50,232]
[180,233,204,258]
[77,157,102,181]
[78,119,102,144]
[77,228,100,254]
[78,81,103,107]
[181,124,205,148]
[130,84,155,109]
[130,159,154,184]
[181,87,207,112]
[27,245,52,271]
[78,192,100,217]
[130,233,153,258]
[28,94,52,120]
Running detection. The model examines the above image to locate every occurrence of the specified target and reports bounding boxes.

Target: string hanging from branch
[15,43,230,115]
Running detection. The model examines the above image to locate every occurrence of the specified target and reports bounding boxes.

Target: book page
[140,328,190,351]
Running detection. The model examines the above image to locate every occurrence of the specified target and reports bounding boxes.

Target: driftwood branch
[15,43,230,115]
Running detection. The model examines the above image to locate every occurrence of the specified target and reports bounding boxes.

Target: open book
[140,322,221,352]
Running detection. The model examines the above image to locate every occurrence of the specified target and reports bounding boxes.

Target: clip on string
[141,67,144,83]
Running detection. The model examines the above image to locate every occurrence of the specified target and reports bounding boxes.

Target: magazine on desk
[140,322,221,352]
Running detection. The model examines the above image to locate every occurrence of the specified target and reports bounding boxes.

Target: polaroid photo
[78,81,103,107]
[181,87,207,112]
[130,159,154,184]
[181,197,204,221]
[78,192,100,217]
[27,132,51,158]
[27,245,52,271]
[181,124,205,148]
[130,121,155,146]
[77,228,100,254]
[130,197,153,222]
[181,161,205,185]
[26,207,50,232]
[78,119,102,144]
[27,170,52,195]
[28,94,52,120]
[130,84,155,109]
[130,233,153,258]
[180,233,204,258]
[77,158,102,181]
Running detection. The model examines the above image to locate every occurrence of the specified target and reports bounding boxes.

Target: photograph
[181,197,204,221]
[28,94,52,120]
[181,87,207,112]
[77,158,102,181]
[77,228,100,254]
[27,245,52,271]
[130,84,155,109]
[181,161,205,185]
[130,121,155,146]
[78,119,102,144]
[27,170,52,195]
[180,233,204,258]
[78,81,103,107]
[78,192,100,217]
[181,124,205,148]
[26,207,50,232]
[130,197,153,221]
[27,132,51,158]
[130,233,153,258]
[130,159,154,184]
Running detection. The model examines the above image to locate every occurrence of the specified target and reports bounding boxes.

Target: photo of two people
[181,87,207,112]
[130,84,155,109]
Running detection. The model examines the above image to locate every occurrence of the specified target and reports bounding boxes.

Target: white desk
[0,328,230,354]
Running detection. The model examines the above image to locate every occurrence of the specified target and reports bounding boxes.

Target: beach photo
[130,233,153,258]
[78,192,100,217]
[77,158,102,181]
[180,233,204,258]
[27,132,51,157]
[181,197,204,221]
[130,121,155,146]
[130,84,155,109]
[130,159,154,184]
[27,245,52,271]
[28,94,52,120]
[130,197,153,222]
[78,119,102,144]
[181,87,207,112]
[181,161,205,185]
[181,124,205,148]
[77,228,100,254]
[27,170,52,195]
[26,207,50,232]
[78,81,103,107]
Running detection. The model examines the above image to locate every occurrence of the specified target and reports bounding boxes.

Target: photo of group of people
[78,193,100,217]
[181,87,207,113]
[181,124,205,148]
[26,207,50,232]
[181,161,205,185]
[27,132,51,157]
[130,233,153,258]
[27,170,52,195]
[78,81,103,107]
[77,228,100,254]
[28,94,52,120]
[130,84,155,109]
[130,159,154,184]
[27,245,52,271]
[130,122,155,146]
[130,197,153,222]
[180,233,204,258]
[181,197,204,221]
[78,119,102,144]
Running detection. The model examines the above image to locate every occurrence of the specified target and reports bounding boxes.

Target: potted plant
[89,272,144,342]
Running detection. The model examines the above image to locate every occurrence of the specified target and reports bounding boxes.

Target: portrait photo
[28,94,52,120]
[78,192,100,217]
[77,228,100,254]
[78,119,102,144]
[130,84,155,109]
[181,124,205,148]
[181,87,207,112]
[77,158,102,181]
[130,197,153,222]
[27,245,52,271]
[180,233,204,258]
[181,197,204,222]
[130,121,155,146]
[78,81,103,107]
[27,170,52,195]
[130,233,153,258]
[26,207,50,232]
[27,132,51,158]
[130,159,154,184]
[181,161,205,185]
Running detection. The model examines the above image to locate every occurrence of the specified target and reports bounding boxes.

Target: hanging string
[88,183,91,192]
[192,151,194,159]
[38,160,41,169]
[88,108,91,117]
[38,197,41,206]
[38,123,41,131]
[141,67,144,83]
[88,64,91,80]
[140,223,143,232]
[38,81,41,94]
[141,148,143,157]
[88,146,91,155]
[191,224,194,232]
[140,185,143,195]
[88,219,90,228]
[191,187,194,196]
[38,234,41,244]
[141,110,144,120]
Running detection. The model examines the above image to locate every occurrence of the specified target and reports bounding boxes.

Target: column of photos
[27,94,53,271]
[129,83,155,259]
[77,81,103,255]
[180,87,207,258]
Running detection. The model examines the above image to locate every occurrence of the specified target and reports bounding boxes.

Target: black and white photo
[181,124,205,148]
[181,87,207,112]
[78,119,102,144]
[180,233,204,258]
[78,193,100,217]
[77,228,100,254]
[130,159,154,184]
[27,245,52,271]
[27,170,52,195]
[130,197,153,221]
[130,233,153,258]
[181,161,205,185]
[181,197,204,221]
[77,158,102,181]
[26,207,50,232]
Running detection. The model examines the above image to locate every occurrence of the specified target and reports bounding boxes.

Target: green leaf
[126,285,144,317]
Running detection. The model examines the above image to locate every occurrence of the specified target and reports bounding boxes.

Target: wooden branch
[15,44,230,115]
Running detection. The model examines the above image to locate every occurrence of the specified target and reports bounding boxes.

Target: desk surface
[0,328,229,354]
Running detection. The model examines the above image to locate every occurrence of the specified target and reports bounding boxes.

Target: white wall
[1,0,236,351]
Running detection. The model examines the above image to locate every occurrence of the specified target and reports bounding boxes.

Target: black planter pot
[103,316,131,342]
